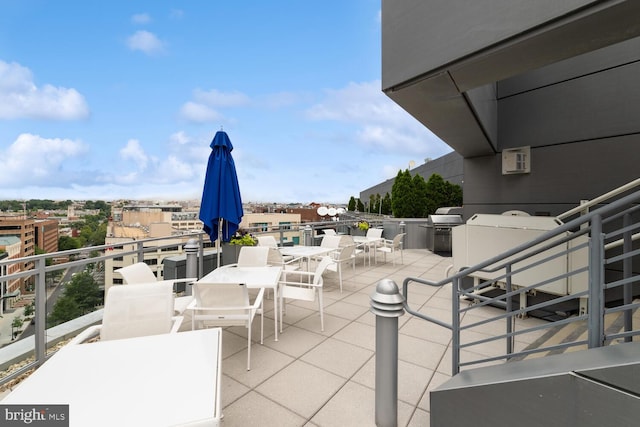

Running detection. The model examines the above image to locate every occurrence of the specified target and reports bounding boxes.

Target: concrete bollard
[184,238,199,296]
[370,279,405,427]
[304,225,313,246]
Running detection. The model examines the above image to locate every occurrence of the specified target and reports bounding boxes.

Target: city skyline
[0,2,451,205]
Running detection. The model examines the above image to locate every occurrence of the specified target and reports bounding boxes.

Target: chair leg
[247,324,251,371]
[279,289,284,334]
[338,265,343,293]
[318,289,324,332]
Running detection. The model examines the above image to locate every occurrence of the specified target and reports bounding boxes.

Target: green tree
[24,302,35,317]
[411,174,429,217]
[48,295,82,327]
[356,198,365,212]
[369,194,376,214]
[391,169,413,217]
[381,193,392,215]
[59,235,81,251]
[63,272,102,315]
[11,316,24,339]
[348,196,357,211]
[48,272,102,326]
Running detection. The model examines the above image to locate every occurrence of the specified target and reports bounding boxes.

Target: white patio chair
[326,244,356,293]
[365,228,384,262]
[322,229,337,236]
[267,247,301,276]
[278,256,332,333]
[188,282,264,370]
[315,234,343,261]
[366,228,384,239]
[69,282,183,344]
[115,262,197,315]
[376,233,406,265]
[257,235,279,248]
[341,235,366,266]
[258,235,295,262]
[223,246,270,268]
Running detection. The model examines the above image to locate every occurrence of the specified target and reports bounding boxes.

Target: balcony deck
[188,249,548,426]
[0,248,551,425]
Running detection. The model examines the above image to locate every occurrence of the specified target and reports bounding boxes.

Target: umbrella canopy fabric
[199,131,243,243]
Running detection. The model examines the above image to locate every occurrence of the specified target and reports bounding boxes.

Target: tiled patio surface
[181,249,547,427]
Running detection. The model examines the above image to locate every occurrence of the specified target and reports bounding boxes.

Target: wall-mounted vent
[502,146,530,174]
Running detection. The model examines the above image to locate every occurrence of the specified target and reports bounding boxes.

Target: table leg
[274,287,278,341]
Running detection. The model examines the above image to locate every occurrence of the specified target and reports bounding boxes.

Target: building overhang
[382,0,640,157]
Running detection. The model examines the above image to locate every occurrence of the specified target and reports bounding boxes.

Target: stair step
[509,301,639,362]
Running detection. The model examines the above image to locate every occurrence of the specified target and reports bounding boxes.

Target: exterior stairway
[431,303,640,426]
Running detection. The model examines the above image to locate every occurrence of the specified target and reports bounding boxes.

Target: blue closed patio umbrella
[199,130,244,267]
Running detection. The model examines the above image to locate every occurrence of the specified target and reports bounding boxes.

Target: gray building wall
[380,0,640,220]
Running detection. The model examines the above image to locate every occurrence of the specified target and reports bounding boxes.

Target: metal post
[185,239,199,296]
[623,213,632,342]
[451,277,461,375]
[399,221,406,235]
[136,240,145,264]
[303,225,312,246]
[505,265,514,357]
[34,257,47,366]
[370,279,405,427]
[198,233,204,279]
[588,215,604,348]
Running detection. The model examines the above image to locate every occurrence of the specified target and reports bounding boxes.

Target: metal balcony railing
[0,217,381,387]
[400,184,640,375]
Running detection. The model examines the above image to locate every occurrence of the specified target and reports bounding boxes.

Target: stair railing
[401,187,640,375]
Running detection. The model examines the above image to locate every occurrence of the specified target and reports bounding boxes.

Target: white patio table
[2,328,222,427]
[279,245,337,270]
[352,236,383,266]
[198,265,282,341]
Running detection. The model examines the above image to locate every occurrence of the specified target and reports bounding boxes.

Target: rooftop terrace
[193,249,547,426]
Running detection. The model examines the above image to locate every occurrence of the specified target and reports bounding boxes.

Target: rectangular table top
[2,329,221,427]
[198,265,282,289]
[279,245,336,258]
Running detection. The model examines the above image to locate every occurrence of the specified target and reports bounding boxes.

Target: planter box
[350,227,366,237]
[221,243,241,266]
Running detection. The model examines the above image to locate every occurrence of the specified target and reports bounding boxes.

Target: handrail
[557,177,640,220]
[399,186,640,375]
[0,218,384,386]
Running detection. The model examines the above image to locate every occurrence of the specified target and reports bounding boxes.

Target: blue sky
[0,1,450,204]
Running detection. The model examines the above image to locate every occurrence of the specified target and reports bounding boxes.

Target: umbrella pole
[216,218,223,268]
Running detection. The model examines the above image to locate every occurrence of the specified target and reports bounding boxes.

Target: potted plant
[222,230,257,265]
[351,220,369,236]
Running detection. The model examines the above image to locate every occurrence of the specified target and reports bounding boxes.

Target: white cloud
[170,131,190,145]
[126,30,165,55]
[193,89,251,108]
[119,139,148,170]
[170,9,184,20]
[0,133,88,186]
[306,80,448,156]
[131,13,151,24]
[0,60,89,120]
[259,91,301,109]
[179,101,223,123]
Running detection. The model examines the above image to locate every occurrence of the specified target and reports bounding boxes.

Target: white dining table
[198,266,283,341]
[352,236,383,266]
[2,328,222,427]
[279,245,337,270]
